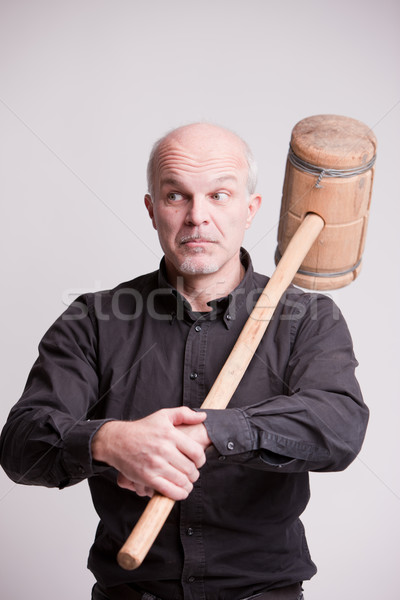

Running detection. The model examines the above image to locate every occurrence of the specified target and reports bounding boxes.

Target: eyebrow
[214,175,238,184]
[159,177,180,188]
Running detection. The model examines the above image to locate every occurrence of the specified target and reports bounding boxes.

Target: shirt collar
[156,249,255,329]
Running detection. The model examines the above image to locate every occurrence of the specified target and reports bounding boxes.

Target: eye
[211,192,229,202]
[167,192,184,202]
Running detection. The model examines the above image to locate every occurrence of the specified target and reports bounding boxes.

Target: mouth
[183,239,214,247]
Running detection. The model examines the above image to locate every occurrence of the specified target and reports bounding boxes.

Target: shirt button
[227,441,235,451]
[190,372,198,380]
[195,325,202,332]
[188,576,195,583]
[219,455,226,461]
[226,314,232,320]
[186,527,194,536]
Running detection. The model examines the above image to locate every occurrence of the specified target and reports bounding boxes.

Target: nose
[184,196,209,226]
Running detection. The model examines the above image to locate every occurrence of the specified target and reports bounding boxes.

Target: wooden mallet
[117,114,377,570]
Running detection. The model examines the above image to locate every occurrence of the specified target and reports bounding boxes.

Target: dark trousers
[92,582,304,600]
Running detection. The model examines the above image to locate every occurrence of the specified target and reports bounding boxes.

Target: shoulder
[97,269,159,298]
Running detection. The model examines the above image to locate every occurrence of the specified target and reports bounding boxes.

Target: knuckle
[190,469,200,483]
[117,473,129,488]
[147,454,163,470]
[192,447,205,467]
[175,471,189,487]
[155,408,168,424]
[175,488,189,501]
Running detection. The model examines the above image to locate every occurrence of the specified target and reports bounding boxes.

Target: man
[0,123,369,600]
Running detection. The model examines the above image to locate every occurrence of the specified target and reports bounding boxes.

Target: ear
[144,194,157,230]
[245,194,262,229]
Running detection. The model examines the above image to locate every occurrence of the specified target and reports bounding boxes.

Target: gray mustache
[179,234,218,244]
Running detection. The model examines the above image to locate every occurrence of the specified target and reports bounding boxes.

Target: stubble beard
[179,248,219,274]
[179,259,219,274]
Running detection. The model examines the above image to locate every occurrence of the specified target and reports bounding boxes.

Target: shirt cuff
[61,419,115,483]
[201,409,295,469]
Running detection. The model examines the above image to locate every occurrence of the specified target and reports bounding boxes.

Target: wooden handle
[117,494,175,570]
[117,213,325,570]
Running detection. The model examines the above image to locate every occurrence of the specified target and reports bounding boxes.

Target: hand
[91,407,208,501]
[118,419,212,498]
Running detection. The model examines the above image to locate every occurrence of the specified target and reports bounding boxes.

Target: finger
[157,441,202,482]
[168,407,207,427]
[117,443,198,497]
[134,484,154,498]
[152,452,199,489]
[117,474,154,498]
[121,460,194,501]
[117,473,137,492]
[177,422,212,451]
[121,446,198,495]
[174,432,207,469]
[151,475,192,501]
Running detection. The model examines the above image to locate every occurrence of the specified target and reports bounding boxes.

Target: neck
[166,261,245,312]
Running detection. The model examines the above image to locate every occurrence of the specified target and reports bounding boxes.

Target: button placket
[179,481,207,600]
[180,319,210,600]
[182,320,210,410]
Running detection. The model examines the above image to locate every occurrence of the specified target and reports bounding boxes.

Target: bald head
[146,123,258,199]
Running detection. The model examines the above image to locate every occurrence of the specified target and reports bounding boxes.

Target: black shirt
[0,252,369,600]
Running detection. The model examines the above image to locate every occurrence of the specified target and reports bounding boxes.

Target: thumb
[169,407,207,426]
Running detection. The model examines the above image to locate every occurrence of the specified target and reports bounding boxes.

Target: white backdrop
[1,1,399,599]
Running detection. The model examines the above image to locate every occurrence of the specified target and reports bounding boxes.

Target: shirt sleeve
[202,294,369,473]
[0,295,111,489]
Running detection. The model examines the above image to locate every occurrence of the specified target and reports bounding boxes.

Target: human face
[145,125,261,285]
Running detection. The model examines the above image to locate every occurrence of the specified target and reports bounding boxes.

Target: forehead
[154,129,249,186]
